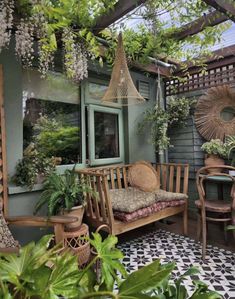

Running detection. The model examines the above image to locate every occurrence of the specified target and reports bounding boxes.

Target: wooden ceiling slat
[168,11,228,40]
[93,0,148,34]
[203,0,235,22]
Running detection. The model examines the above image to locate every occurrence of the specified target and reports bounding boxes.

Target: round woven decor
[128,161,160,192]
[195,85,235,141]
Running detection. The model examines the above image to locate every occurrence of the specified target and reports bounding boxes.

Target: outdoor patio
[0,0,235,298]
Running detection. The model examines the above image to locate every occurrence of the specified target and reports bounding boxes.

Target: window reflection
[94,112,119,159]
[23,70,81,165]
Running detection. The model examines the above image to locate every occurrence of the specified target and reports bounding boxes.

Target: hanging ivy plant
[138,97,194,151]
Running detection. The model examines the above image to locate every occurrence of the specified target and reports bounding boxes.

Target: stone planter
[204,154,225,173]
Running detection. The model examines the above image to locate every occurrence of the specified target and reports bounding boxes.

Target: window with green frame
[22,69,82,165]
[87,104,124,166]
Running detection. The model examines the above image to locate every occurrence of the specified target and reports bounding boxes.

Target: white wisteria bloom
[0,0,14,52]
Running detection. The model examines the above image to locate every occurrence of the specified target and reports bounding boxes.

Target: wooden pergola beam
[203,0,235,22]
[93,0,148,34]
[168,10,228,40]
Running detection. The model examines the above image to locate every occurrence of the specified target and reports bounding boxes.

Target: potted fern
[34,167,92,230]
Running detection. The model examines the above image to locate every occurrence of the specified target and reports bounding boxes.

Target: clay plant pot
[63,205,85,231]
[204,154,225,173]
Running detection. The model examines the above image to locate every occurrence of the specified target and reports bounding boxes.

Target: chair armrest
[6,215,78,227]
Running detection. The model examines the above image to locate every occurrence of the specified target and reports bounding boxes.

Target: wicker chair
[195,165,235,260]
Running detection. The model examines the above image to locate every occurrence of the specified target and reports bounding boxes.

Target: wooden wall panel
[0,65,8,216]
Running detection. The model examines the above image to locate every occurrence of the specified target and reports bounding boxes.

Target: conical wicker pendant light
[102,33,145,106]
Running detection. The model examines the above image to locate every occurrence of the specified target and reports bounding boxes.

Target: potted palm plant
[225,135,235,176]
[34,167,92,230]
[201,139,228,173]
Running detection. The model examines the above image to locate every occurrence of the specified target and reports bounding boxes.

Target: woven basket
[62,223,90,266]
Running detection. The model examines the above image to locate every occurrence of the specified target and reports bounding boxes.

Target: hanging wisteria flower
[0,0,14,52]
[15,19,35,67]
[62,28,88,82]
[38,39,55,78]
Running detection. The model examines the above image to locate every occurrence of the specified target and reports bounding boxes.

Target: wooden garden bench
[79,162,189,236]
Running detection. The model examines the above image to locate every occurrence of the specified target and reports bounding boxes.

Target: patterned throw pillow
[154,189,188,202]
[109,187,156,213]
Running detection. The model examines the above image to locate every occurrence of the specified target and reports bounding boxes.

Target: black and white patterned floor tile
[118,229,235,299]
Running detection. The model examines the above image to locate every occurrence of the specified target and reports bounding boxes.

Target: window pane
[94,112,119,159]
[23,70,81,165]
[88,82,108,102]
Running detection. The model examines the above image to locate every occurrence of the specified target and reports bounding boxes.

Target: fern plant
[34,167,92,216]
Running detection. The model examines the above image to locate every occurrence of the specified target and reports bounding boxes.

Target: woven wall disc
[194,85,235,141]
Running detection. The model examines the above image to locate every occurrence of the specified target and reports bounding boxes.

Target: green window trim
[88,104,124,166]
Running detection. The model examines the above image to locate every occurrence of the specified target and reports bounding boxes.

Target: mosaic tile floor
[118,229,235,299]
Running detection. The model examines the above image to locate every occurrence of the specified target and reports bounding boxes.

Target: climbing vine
[0,0,231,80]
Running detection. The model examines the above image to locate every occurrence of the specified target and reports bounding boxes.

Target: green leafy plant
[201,139,228,159]
[0,233,222,299]
[0,0,231,81]
[225,135,235,166]
[12,143,55,190]
[138,97,193,151]
[34,167,92,216]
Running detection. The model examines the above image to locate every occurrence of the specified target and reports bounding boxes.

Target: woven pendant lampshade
[102,33,145,106]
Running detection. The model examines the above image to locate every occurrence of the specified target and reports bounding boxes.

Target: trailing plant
[0,233,222,299]
[138,96,193,151]
[12,143,55,190]
[168,96,195,127]
[0,0,231,80]
[201,139,228,159]
[34,167,92,216]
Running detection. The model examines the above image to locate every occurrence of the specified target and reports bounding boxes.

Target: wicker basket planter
[62,223,90,266]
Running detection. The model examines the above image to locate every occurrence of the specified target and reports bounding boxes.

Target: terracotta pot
[63,205,85,231]
[204,154,225,173]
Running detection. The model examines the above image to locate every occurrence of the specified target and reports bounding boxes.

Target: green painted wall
[0,45,157,244]
[0,39,23,177]
[126,72,157,164]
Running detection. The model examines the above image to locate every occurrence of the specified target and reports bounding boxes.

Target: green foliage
[201,139,228,159]
[138,97,193,151]
[3,0,232,79]
[225,135,235,166]
[168,96,196,127]
[34,167,93,216]
[34,115,80,164]
[12,143,55,190]
[0,233,222,299]
[138,106,170,151]
[0,235,80,298]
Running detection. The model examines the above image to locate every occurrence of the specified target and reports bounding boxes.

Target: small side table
[62,223,90,266]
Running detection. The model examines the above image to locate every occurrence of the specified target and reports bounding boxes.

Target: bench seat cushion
[113,199,186,222]
[154,189,188,201]
[109,187,156,213]
[110,187,188,213]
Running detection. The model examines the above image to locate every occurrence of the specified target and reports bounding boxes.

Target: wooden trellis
[165,62,235,96]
